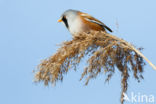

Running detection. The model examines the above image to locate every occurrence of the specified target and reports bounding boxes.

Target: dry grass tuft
[35,31,147,104]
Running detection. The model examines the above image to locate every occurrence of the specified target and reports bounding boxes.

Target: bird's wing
[80,13,113,32]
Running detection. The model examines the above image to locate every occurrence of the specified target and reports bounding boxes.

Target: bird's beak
[58,19,63,22]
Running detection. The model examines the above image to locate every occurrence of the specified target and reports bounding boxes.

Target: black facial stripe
[62,16,69,28]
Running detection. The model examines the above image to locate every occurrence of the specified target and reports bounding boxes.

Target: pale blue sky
[0,0,156,104]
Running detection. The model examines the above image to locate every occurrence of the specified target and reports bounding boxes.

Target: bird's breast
[68,17,84,35]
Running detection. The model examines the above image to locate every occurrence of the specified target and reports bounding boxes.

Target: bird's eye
[62,16,69,28]
[62,16,66,21]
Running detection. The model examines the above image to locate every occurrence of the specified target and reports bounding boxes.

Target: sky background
[0,0,156,104]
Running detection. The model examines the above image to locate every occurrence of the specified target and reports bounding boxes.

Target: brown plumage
[58,9,112,35]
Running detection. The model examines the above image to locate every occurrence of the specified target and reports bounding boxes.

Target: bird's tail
[103,25,113,32]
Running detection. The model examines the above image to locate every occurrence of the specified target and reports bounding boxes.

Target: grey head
[58,9,80,29]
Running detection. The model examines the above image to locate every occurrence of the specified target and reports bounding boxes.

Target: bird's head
[58,9,79,29]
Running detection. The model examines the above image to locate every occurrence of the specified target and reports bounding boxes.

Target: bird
[58,9,112,35]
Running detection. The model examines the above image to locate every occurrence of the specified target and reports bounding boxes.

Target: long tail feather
[103,25,113,32]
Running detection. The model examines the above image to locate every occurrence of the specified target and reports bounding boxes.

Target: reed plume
[35,31,156,104]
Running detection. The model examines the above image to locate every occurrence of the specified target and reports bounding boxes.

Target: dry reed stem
[34,31,155,104]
